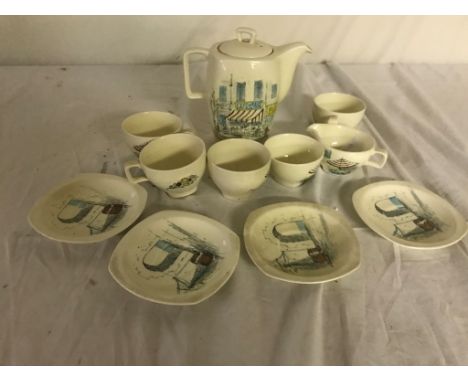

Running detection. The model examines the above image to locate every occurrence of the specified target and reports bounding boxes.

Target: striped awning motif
[226,108,264,123]
[326,158,358,168]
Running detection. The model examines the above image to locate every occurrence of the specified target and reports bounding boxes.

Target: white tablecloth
[1,63,467,365]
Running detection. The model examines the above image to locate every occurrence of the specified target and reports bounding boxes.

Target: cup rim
[207,138,271,173]
[139,133,206,172]
[313,92,366,114]
[121,111,183,137]
[308,123,376,154]
[265,133,324,165]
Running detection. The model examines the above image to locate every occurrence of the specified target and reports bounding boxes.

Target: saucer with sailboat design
[243,202,360,284]
[352,180,467,249]
[28,173,147,244]
[108,210,240,305]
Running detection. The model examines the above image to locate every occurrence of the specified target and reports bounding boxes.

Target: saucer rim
[108,209,240,305]
[352,180,468,250]
[27,173,148,244]
[243,201,361,284]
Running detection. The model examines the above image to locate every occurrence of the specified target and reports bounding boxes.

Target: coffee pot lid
[218,27,273,59]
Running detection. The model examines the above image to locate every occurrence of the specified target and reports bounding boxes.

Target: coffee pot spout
[275,43,312,103]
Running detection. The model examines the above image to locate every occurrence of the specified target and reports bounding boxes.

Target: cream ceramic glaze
[108,210,240,305]
[27,173,147,244]
[264,133,324,187]
[207,138,271,200]
[312,92,366,128]
[124,133,206,198]
[352,181,468,249]
[121,111,183,155]
[244,202,360,284]
[183,27,311,140]
[307,122,387,175]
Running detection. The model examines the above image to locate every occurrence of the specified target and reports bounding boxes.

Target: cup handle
[326,116,339,124]
[124,160,149,184]
[363,148,388,168]
[181,121,196,135]
[306,123,321,138]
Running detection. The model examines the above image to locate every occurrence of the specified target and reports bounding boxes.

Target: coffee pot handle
[124,160,149,184]
[183,48,209,99]
[363,148,388,168]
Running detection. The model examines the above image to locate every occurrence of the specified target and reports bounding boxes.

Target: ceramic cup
[306,122,388,175]
[122,111,183,155]
[312,92,366,128]
[264,133,324,187]
[124,133,206,198]
[207,138,271,200]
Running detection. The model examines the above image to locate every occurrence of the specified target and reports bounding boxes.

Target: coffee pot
[183,27,311,140]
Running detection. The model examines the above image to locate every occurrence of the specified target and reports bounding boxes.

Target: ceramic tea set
[28,28,467,305]
[120,93,388,198]
[184,26,312,140]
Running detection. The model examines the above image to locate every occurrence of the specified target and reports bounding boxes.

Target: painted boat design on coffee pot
[183,27,311,140]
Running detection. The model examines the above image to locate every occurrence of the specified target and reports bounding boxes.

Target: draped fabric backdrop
[0,16,468,64]
[1,16,468,365]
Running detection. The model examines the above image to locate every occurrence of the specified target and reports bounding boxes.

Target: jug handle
[183,48,209,99]
[363,148,388,169]
[124,160,149,184]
